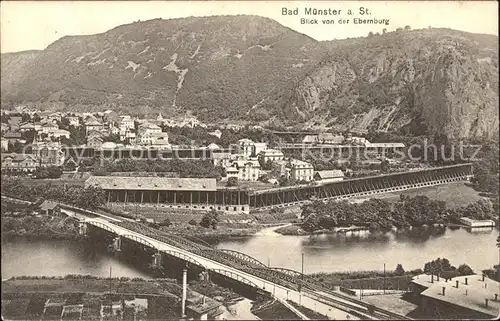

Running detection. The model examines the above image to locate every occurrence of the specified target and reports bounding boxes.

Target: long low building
[85,163,473,214]
[85,176,251,213]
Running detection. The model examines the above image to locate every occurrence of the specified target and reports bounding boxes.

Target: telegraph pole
[383,263,386,294]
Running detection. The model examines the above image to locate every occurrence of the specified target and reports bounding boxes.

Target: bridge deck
[68,209,411,320]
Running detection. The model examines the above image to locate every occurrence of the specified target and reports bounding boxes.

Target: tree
[159,218,172,227]
[200,210,219,229]
[380,159,390,173]
[368,31,374,37]
[424,258,454,275]
[394,264,405,276]
[382,28,387,34]
[188,219,198,226]
[226,177,238,187]
[404,25,411,30]
[34,166,63,179]
[457,264,474,276]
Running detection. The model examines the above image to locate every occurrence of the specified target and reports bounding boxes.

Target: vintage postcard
[1,1,498,320]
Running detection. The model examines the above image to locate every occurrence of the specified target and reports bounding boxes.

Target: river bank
[1,215,82,240]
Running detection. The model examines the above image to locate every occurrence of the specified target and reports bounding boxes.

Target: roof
[207,143,221,149]
[1,153,37,162]
[238,138,254,144]
[302,135,318,143]
[315,170,344,179]
[288,159,313,168]
[212,152,231,159]
[233,160,260,168]
[85,119,103,126]
[19,123,35,129]
[365,142,406,148]
[85,176,217,191]
[259,149,284,156]
[39,200,60,210]
[417,274,499,317]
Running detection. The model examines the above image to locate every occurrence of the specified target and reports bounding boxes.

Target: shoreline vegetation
[279,194,497,236]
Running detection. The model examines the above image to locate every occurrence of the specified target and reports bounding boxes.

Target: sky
[1,1,498,53]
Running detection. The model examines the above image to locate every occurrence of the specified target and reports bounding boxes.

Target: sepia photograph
[1,1,498,320]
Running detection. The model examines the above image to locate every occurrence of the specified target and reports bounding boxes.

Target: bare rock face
[1,17,498,140]
[281,29,498,140]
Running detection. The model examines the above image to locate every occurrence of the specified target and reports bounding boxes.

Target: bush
[200,210,219,229]
[226,177,238,187]
[159,218,172,227]
[188,219,198,226]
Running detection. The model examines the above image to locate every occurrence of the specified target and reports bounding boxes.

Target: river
[2,226,498,279]
[212,225,499,274]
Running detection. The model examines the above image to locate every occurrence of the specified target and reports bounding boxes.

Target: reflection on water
[1,238,151,279]
[212,226,499,274]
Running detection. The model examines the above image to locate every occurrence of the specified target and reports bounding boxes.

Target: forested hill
[1,16,498,140]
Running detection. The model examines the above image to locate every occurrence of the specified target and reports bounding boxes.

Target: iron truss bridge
[78,217,412,320]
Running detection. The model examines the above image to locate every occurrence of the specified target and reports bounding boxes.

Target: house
[150,132,170,147]
[302,135,318,144]
[364,142,406,154]
[119,115,135,130]
[318,133,344,145]
[1,122,9,133]
[138,129,167,145]
[207,143,221,150]
[46,128,70,139]
[103,111,120,127]
[41,122,58,134]
[258,149,285,164]
[85,118,104,135]
[138,122,161,135]
[1,153,39,173]
[288,159,314,182]
[120,131,136,144]
[67,116,80,127]
[185,292,223,320]
[230,159,261,181]
[225,166,239,180]
[39,200,61,216]
[3,131,22,143]
[87,131,104,148]
[208,129,222,139]
[314,170,345,183]
[31,142,65,166]
[409,274,499,319]
[238,139,255,157]
[212,152,232,168]
[19,123,36,133]
[253,142,268,156]
[1,138,8,151]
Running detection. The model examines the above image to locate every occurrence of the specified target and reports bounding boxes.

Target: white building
[46,128,70,139]
[314,170,345,183]
[119,115,135,130]
[288,159,314,182]
[67,116,80,127]
[258,149,285,164]
[230,159,261,181]
[212,152,232,168]
[238,139,254,157]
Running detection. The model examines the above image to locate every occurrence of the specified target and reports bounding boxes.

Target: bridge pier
[109,236,122,252]
[151,252,162,269]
